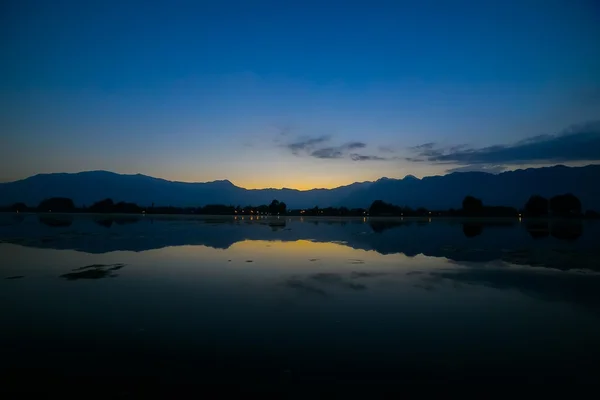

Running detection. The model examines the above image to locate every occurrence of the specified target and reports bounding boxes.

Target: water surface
[2,214,600,389]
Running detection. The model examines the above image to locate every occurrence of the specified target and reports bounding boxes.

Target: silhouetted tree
[278,201,287,214]
[462,196,483,214]
[524,195,548,217]
[369,200,401,216]
[38,197,76,212]
[113,201,142,213]
[549,194,581,216]
[269,199,280,214]
[89,198,114,213]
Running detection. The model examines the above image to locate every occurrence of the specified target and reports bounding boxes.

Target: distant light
[429,211,432,215]
[49,210,51,212]
[518,213,522,217]
[16,210,19,213]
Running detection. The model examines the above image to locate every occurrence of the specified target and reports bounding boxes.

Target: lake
[2,214,600,392]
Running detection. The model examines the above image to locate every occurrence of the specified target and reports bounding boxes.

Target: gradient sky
[2,0,599,189]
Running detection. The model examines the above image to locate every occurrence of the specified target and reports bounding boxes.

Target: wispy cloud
[408,121,600,166]
[283,136,369,159]
[311,147,344,159]
[285,135,331,155]
[344,142,367,150]
[309,142,367,159]
[282,134,401,162]
[409,142,436,151]
[445,165,507,174]
[350,154,389,161]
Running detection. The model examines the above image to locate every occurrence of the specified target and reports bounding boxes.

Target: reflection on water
[1,214,597,271]
[38,215,73,227]
[526,220,583,240]
[462,222,483,237]
[60,263,126,280]
[1,214,600,388]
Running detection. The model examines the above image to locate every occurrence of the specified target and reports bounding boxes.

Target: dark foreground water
[2,214,600,392]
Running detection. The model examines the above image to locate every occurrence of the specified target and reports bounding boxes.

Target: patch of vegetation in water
[60,263,126,280]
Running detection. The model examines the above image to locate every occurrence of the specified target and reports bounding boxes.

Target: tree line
[367,194,598,218]
[2,193,598,218]
[3,198,289,216]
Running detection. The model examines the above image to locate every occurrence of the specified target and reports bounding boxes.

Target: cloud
[344,142,367,150]
[409,142,436,151]
[309,142,367,159]
[286,135,331,155]
[408,121,600,165]
[311,147,344,159]
[350,154,389,161]
[284,136,368,159]
[445,165,507,174]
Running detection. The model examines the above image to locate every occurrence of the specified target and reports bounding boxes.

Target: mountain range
[1,165,599,210]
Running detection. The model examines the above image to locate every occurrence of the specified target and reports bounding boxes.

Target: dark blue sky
[2,0,599,188]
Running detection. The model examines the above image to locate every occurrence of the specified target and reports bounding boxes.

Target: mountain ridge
[1,164,599,210]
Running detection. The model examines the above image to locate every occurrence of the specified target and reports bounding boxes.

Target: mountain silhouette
[1,165,599,209]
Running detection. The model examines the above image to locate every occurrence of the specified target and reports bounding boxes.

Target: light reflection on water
[2,214,600,386]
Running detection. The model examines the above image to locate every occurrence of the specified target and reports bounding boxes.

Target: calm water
[2,214,600,390]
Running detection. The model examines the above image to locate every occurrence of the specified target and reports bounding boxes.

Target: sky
[1,0,599,189]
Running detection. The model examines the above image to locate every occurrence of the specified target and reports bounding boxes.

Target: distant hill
[1,165,599,210]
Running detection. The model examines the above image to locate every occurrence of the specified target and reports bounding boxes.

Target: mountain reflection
[1,215,598,271]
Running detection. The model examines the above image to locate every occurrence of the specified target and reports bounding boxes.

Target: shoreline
[2,212,597,222]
